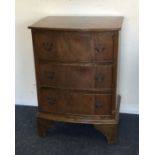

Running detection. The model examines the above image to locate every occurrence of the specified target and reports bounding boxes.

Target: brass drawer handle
[42,42,53,51]
[47,98,56,105]
[95,101,103,108]
[95,45,105,53]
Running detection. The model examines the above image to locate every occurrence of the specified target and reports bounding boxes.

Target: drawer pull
[95,45,105,53]
[95,101,103,108]
[42,42,53,51]
[95,76,104,82]
[47,98,56,105]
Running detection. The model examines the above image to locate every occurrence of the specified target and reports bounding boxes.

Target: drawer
[38,63,113,90]
[93,32,114,61]
[33,30,114,62]
[39,89,112,115]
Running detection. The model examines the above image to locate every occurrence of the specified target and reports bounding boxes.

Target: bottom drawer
[39,89,113,115]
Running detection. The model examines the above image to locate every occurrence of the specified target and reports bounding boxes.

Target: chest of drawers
[28,16,123,144]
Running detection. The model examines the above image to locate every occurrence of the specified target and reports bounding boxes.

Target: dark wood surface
[94,123,117,144]
[32,30,114,62]
[28,16,123,31]
[29,16,123,144]
[38,63,113,90]
[39,88,112,115]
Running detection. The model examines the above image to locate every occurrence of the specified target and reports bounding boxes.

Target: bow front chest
[28,16,123,144]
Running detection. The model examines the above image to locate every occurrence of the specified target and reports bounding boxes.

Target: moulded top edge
[28,16,124,31]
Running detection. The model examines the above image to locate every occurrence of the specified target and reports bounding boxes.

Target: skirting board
[120,105,139,114]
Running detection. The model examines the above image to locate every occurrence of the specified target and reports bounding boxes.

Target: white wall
[15,0,139,114]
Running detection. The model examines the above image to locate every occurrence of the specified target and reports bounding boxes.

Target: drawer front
[39,89,112,115]
[33,30,113,62]
[38,64,113,90]
[93,32,114,61]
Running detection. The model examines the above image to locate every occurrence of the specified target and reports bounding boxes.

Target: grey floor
[16,105,139,155]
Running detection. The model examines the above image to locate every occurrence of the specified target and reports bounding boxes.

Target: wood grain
[38,63,113,90]
[39,88,113,115]
[29,16,123,144]
[32,30,114,62]
[28,16,123,31]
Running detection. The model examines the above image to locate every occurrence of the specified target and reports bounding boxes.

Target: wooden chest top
[28,16,123,31]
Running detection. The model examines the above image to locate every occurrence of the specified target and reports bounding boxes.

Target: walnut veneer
[28,16,123,144]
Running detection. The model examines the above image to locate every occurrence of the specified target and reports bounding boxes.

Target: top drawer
[32,30,114,62]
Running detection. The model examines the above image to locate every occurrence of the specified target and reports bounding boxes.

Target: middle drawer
[38,63,113,90]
